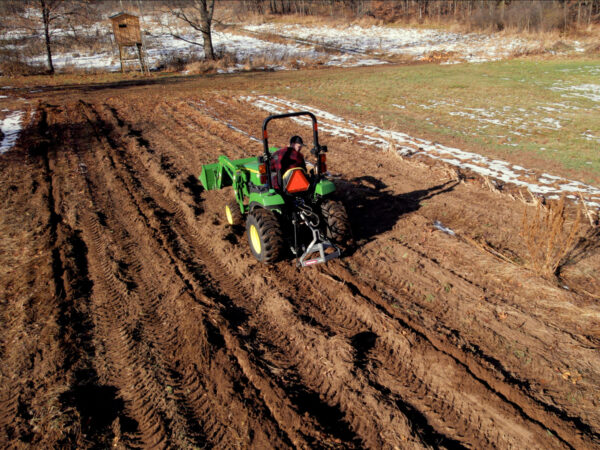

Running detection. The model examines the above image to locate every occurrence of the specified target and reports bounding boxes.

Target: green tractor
[199,111,351,267]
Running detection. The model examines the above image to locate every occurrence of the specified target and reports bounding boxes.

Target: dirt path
[1,89,599,448]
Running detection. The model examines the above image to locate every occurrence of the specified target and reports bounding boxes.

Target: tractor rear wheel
[246,208,283,263]
[225,199,243,226]
[321,199,353,251]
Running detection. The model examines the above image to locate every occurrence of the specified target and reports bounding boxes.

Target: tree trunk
[202,29,214,60]
[40,0,54,74]
[198,0,215,60]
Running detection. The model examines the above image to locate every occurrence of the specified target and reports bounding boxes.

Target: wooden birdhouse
[109,12,148,73]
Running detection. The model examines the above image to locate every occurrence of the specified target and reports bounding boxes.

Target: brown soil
[1,81,599,449]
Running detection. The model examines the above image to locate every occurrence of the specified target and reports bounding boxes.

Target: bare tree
[37,0,86,74]
[168,0,216,60]
[3,0,93,74]
[39,0,58,73]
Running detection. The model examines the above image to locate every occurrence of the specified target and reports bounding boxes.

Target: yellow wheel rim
[249,225,261,254]
[225,205,233,225]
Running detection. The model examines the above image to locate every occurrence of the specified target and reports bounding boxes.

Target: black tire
[321,199,353,251]
[246,208,283,263]
[225,199,243,226]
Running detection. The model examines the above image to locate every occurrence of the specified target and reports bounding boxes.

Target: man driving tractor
[270,135,307,190]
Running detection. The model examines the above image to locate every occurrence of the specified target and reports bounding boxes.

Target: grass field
[255,57,600,185]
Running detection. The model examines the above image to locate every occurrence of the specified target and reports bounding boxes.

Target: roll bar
[261,111,326,190]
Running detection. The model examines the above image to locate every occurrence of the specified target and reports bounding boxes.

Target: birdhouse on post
[110,12,148,73]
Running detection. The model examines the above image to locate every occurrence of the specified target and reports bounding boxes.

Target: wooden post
[119,45,124,73]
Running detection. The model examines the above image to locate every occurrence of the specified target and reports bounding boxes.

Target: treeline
[236,0,600,31]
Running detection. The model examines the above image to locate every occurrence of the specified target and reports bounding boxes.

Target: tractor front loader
[199,112,352,267]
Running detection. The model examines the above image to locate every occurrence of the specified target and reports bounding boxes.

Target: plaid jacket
[270,147,306,189]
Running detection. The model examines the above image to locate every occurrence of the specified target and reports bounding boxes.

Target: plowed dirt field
[1,81,599,449]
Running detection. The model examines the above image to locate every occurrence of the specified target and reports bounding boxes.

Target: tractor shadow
[337,175,459,251]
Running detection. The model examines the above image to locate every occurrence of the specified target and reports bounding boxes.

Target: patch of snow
[538,178,555,185]
[321,53,385,67]
[434,221,455,235]
[0,111,24,154]
[539,117,562,129]
[551,83,600,103]
[582,132,600,143]
[243,23,541,63]
[419,98,582,136]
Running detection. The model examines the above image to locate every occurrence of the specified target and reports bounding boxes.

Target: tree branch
[172,8,206,33]
[168,33,204,47]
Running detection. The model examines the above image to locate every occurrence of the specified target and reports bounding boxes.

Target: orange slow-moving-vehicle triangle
[285,168,310,193]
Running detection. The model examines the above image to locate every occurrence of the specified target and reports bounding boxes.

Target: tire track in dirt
[41,106,112,448]
[1,104,112,447]
[3,105,79,446]
[332,232,600,446]
[192,95,600,447]
[82,101,253,446]
[323,258,596,448]
[156,99,252,161]
[49,104,172,448]
[103,97,496,446]
[0,112,53,443]
[76,102,233,448]
[105,95,580,446]
[96,98,412,448]
[77,101,305,448]
[100,100,369,447]
[244,261,558,448]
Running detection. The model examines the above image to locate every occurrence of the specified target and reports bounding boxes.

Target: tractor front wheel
[321,199,353,252]
[246,208,283,263]
[225,199,243,226]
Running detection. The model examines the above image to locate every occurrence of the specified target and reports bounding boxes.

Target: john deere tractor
[199,112,351,266]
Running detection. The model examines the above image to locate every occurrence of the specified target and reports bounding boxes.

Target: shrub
[520,195,582,278]
[0,50,46,76]
[470,0,569,32]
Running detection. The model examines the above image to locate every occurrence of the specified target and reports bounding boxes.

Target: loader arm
[199,155,258,213]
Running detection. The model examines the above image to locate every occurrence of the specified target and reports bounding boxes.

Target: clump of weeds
[520,195,583,279]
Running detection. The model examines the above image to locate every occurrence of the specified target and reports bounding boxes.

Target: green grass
[259,57,600,184]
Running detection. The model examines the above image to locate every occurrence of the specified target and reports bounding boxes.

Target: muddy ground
[1,80,599,449]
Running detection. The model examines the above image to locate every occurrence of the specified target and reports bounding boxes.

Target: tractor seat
[281,167,310,194]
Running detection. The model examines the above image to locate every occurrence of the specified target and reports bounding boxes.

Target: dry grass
[585,41,600,54]
[0,58,46,76]
[0,46,48,76]
[179,45,335,74]
[520,195,583,278]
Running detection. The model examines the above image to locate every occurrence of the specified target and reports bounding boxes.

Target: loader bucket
[199,163,221,191]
